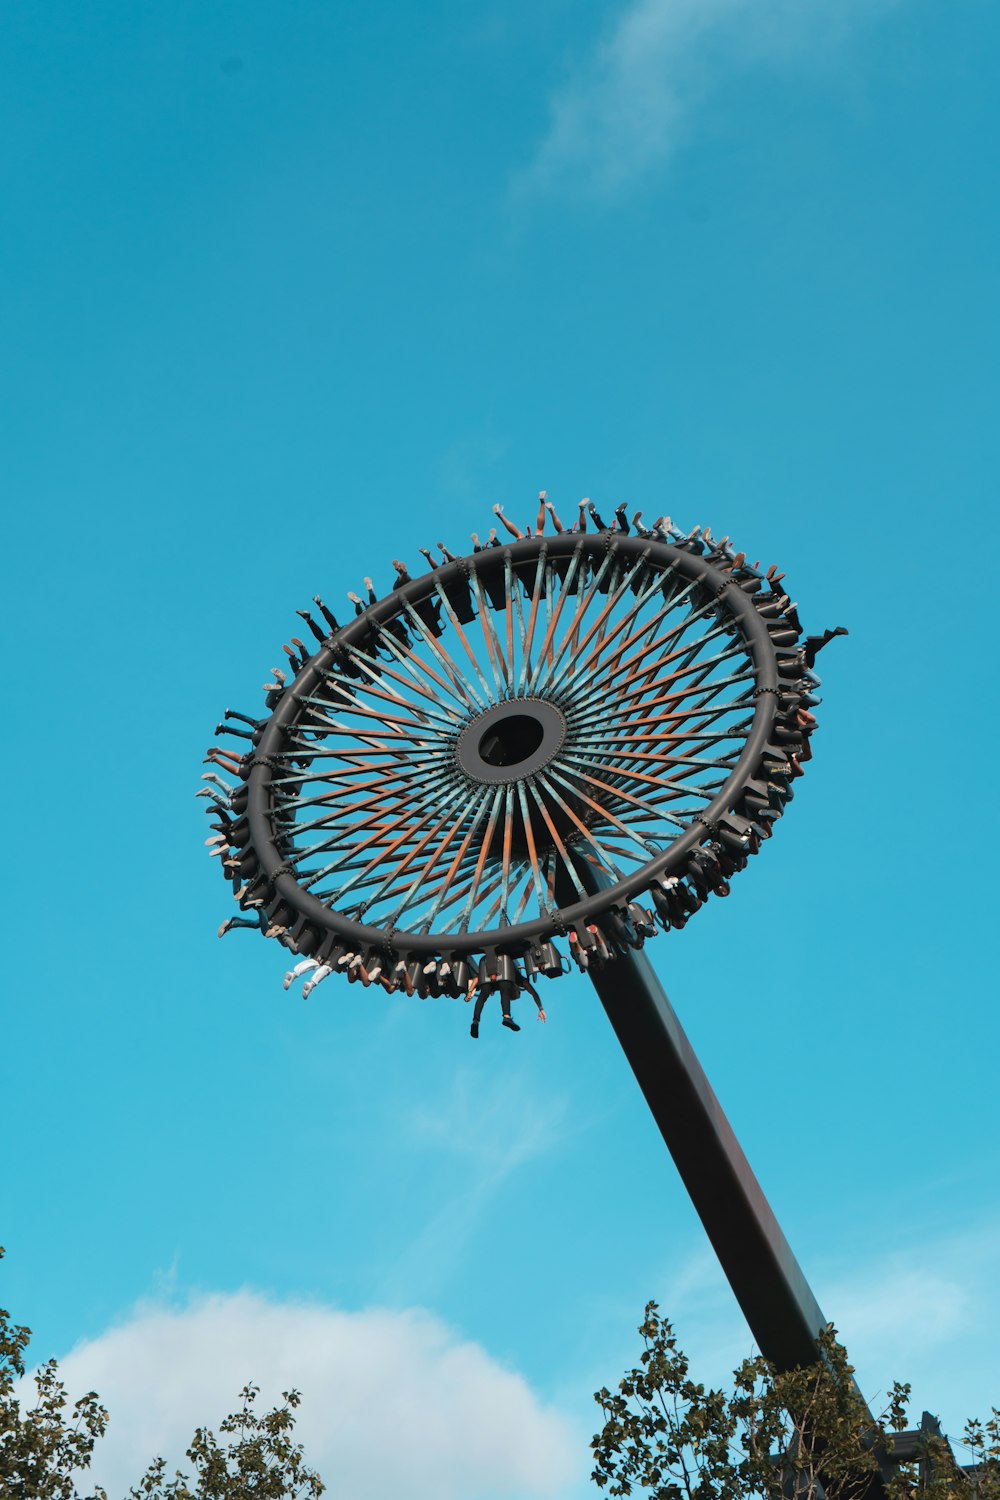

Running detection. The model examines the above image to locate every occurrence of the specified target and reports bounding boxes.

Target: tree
[1,1250,324,1499]
[591,1301,1000,1500]
[1,1249,109,1500]
[127,1386,324,1499]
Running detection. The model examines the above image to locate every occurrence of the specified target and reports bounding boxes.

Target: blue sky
[2,0,998,1494]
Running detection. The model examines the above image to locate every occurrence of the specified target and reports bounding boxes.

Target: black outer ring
[455,698,567,784]
[247,535,779,959]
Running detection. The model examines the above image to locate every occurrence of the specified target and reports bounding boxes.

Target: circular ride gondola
[200,497,841,1010]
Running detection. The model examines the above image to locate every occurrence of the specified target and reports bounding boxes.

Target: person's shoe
[470,1023,480,1039]
[502,1017,521,1032]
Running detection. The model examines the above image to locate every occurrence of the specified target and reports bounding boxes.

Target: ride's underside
[201,499,837,1003]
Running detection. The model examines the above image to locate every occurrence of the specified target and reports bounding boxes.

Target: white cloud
[23,1291,582,1500]
[515,0,898,199]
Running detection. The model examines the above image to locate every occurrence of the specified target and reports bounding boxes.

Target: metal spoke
[534,548,655,699]
[522,779,588,900]
[516,779,550,914]
[525,546,586,690]
[581,612,737,704]
[469,563,511,695]
[576,588,720,698]
[397,596,487,714]
[526,548,610,696]
[348,629,475,719]
[517,545,551,694]
[457,785,507,932]
[417,790,499,932]
[530,768,629,881]
[574,574,702,691]
[336,640,463,721]
[296,773,466,889]
[528,545,619,697]
[550,758,689,830]
[562,667,756,735]
[499,784,516,922]
[308,779,474,903]
[381,786,494,928]
[504,556,517,692]
[428,575,495,704]
[358,790,483,922]
[303,672,460,733]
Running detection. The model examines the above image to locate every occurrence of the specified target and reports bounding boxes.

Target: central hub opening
[455,697,586,852]
[455,697,566,787]
[478,713,545,769]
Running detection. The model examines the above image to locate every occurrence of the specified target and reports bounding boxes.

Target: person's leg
[284,958,318,990]
[471,991,488,1038]
[500,985,520,1031]
[302,963,332,998]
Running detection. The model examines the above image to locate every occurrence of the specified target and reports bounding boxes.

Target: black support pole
[564,859,829,1375]
[587,937,828,1373]
[572,886,903,1494]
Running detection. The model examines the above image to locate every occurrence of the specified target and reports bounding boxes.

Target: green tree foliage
[1,1250,324,1499]
[952,1415,1000,1500]
[591,1301,999,1500]
[1,1249,109,1500]
[127,1385,323,1500]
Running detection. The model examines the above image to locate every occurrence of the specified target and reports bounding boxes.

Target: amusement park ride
[200,494,948,1491]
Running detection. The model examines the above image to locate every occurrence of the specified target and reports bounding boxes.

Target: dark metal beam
[562,859,829,1375]
[588,936,828,1372]
[563,865,908,1497]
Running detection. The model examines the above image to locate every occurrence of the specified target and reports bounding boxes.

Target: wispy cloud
[407,1065,569,1174]
[823,1220,1000,1427]
[514,0,898,200]
[379,1067,573,1299]
[23,1291,582,1500]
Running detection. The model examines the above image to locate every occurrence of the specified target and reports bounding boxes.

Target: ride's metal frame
[225,529,831,1370]
[206,514,952,1493]
[244,532,785,962]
